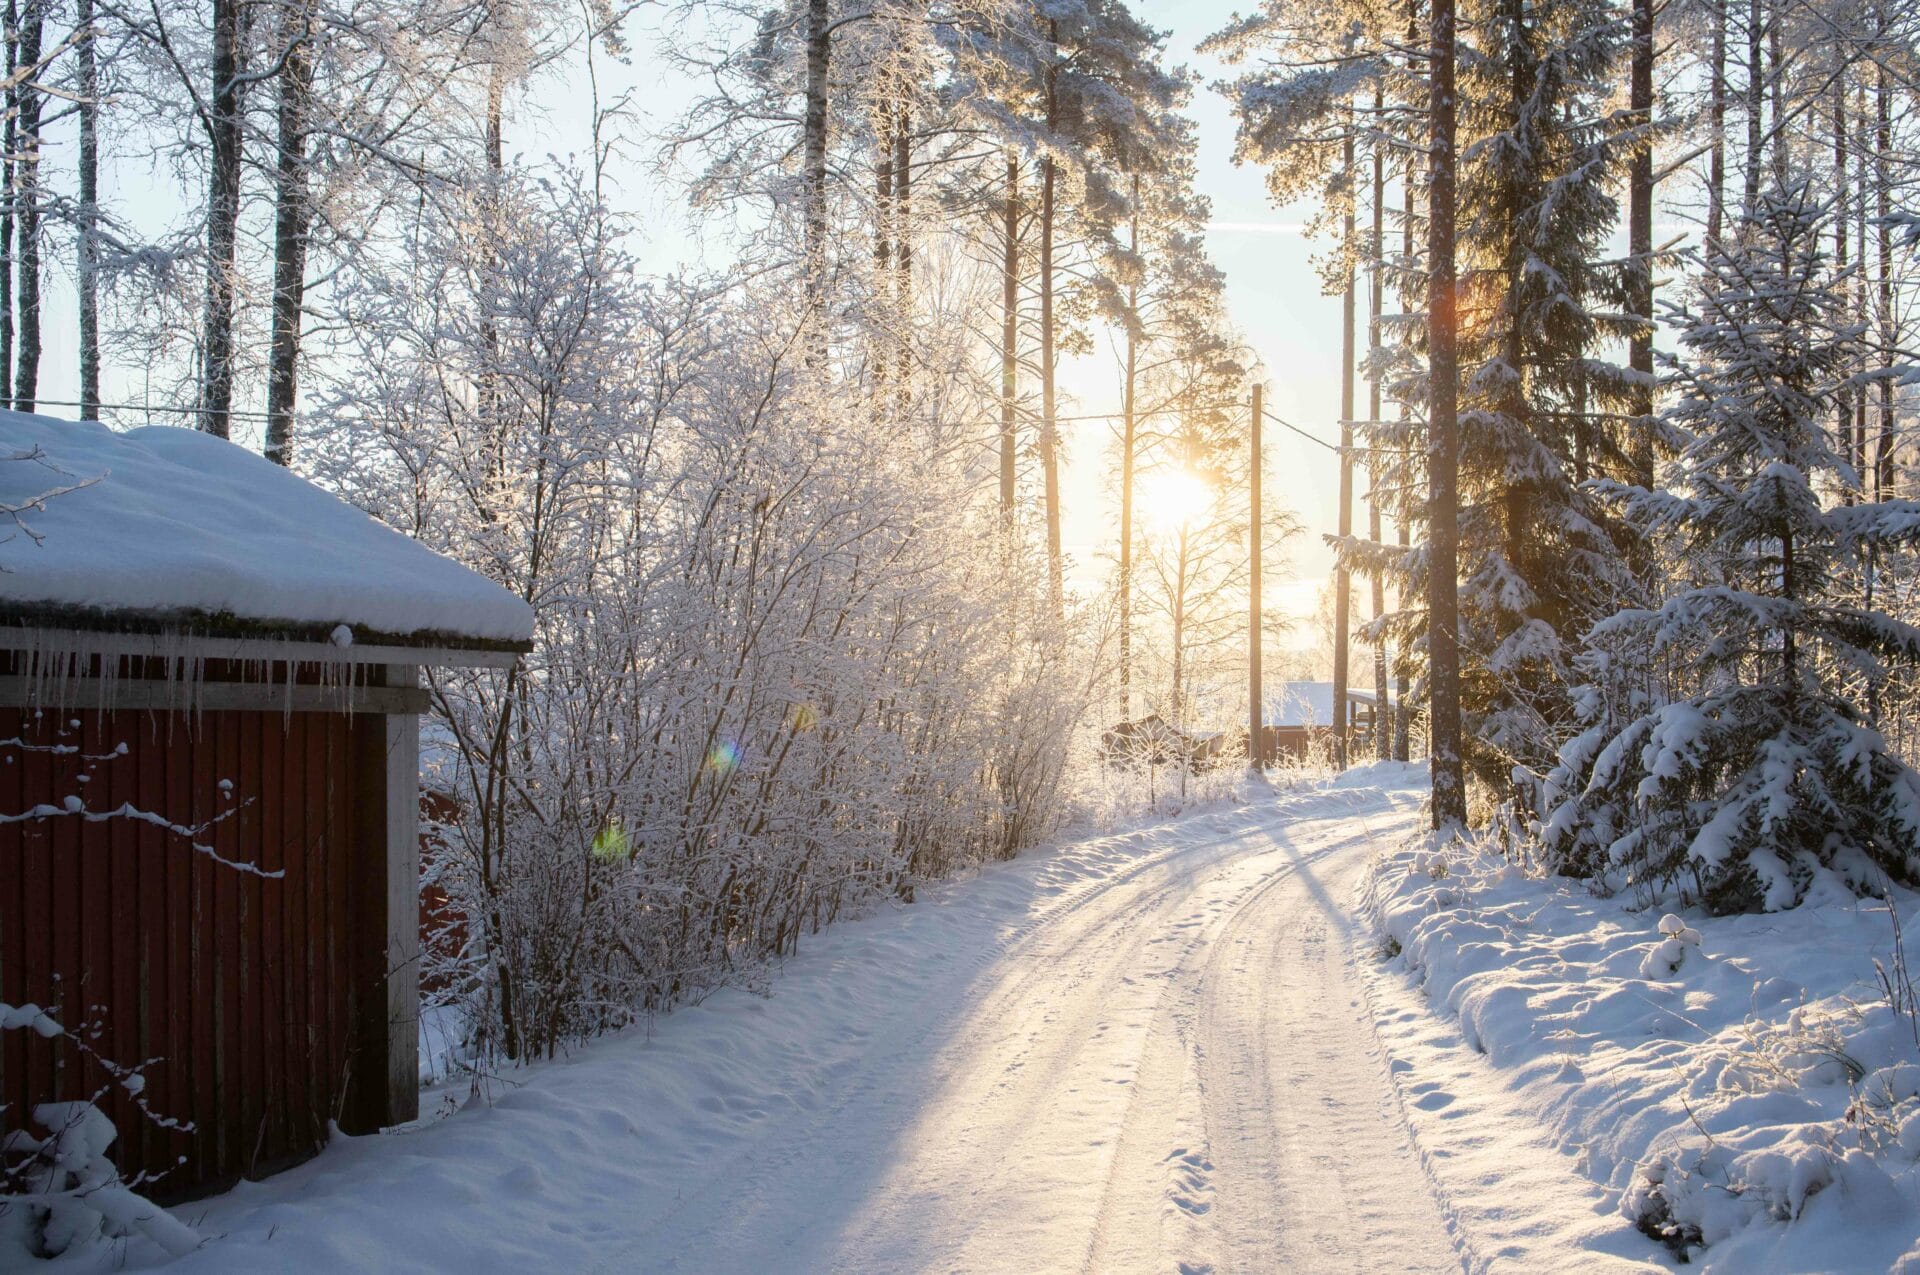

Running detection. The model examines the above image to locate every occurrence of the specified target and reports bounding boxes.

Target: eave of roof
[0,604,530,668]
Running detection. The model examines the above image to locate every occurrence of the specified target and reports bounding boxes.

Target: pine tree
[1445,0,1640,809]
[1543,182,1920,912]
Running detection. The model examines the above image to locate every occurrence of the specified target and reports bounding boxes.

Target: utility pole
[1333,132,1356,772]
[1249,382,1265,771]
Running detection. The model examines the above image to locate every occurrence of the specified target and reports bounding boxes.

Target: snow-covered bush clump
[1637,912,1702,979]
[1542,182,1920,914]
[1369,832,1920,1270]
[0,1100,198,1262]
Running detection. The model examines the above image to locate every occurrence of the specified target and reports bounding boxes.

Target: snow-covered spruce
[1369,832,1920,1270]
[1545,181,1920,912]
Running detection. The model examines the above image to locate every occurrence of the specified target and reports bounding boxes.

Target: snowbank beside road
[1367,837,1920,1272]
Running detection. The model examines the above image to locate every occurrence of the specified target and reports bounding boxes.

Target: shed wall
[0,704,393,1200]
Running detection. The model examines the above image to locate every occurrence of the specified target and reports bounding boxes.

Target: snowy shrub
[1544,182,1920,913]
[311,171,1102,1066]
[1637,911,1702,978]
[0,1100,199,1261]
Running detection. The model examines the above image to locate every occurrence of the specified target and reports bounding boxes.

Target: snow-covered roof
[1266,681,1389,727]
[0,414,534,651]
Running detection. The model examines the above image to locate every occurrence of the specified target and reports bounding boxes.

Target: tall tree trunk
[894,102,912,411]
[1039,150,1062,616]
[1170,527,1188,723]
[1249,382,1264,767]
[802,0,831,310]
[1395,170,1413,763]
[11,0,40,412]
[1856,83,1869,490]
[1742,0,1762,213]
[76,0,99,419]
[999,152,1018,522]
[1707,0,1726,251]
[1119,175,1139,719]
[266,0,315,466]
[198,0,244,438]
[1368,96,1389,761]
[1038,23,1063,617]
[474,28,507,522]
[2,0,14,397]
[1333,125,1355,770]
[1875,52,1893,496]
[1628,0,1654,485]
[1767,0,1786,184]
[1834,80,1852,495]
[1427,0,1466,828]
[873,91,894,398]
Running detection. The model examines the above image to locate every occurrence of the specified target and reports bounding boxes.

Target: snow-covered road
[618,777,1451,1274]
[156,769,1651,1273]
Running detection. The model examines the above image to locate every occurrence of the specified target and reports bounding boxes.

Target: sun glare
[1141,469,1215,536]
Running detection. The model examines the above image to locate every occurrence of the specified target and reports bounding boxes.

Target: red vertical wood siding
[0,704,386,1201]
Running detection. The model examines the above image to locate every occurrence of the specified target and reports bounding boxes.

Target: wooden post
[353,663,420,1132]
[1333,134,1356,771]
[1249,383,1264,770]
[383,664,421,1127]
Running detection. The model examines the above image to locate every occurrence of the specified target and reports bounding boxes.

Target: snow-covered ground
[86,766,1677,1273]
[1369,832,1920,1273]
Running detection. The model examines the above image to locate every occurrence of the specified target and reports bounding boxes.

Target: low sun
[1140,469,1215,536]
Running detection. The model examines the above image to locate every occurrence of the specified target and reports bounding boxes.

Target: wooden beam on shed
[0,627,521,671]
[0,677,431,715]
[346,664,421,1134]
[383,664,421,1129]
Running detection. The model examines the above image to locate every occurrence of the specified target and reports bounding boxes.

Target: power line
[32,398,280,422]
[1262,407,1338,453]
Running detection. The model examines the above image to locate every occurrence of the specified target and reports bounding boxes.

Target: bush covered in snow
[1369,831,1920,1270]
[310,183,1104,1068]
[0,1099,199,1262]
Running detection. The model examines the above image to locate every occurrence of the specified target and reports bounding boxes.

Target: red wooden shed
[0,414,533,1201]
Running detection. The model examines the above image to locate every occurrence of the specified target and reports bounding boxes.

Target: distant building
[1261,681,1391,761]
[0,414,533,1199]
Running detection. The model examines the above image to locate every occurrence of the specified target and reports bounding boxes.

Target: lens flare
[707,741,742,773]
